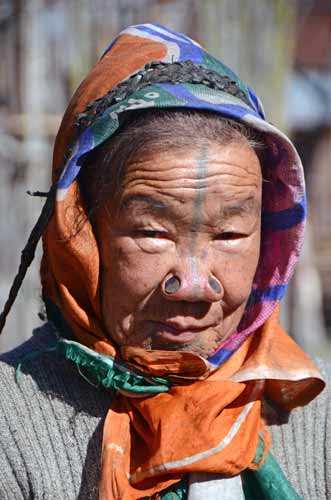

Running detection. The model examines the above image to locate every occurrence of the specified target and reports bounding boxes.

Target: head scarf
[41,24,324,500]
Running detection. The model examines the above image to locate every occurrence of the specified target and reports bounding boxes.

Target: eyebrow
[119,194,169,216]
[220,196,261,218]
[119,193,260,220]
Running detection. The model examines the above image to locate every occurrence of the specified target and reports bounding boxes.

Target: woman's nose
[161,262,223,303]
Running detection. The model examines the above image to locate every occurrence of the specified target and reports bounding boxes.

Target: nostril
[164,275,181,294]
[208,276,222,294]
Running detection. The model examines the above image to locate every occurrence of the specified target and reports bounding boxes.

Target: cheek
[100,236,170,303]
[216,235,260,308]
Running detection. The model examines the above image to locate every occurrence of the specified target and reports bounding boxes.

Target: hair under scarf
[40,24,324,500]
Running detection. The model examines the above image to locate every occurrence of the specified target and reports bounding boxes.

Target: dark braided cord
[76,60,253,131]
[0,184,57,334]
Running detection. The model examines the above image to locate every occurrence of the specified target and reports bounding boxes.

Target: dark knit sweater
[0,324,330,499]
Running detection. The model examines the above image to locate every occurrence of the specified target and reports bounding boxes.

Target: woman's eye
[215,232,244,240]
[135,230,167,238]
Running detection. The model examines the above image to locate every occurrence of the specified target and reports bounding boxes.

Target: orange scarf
[97,311,323,499]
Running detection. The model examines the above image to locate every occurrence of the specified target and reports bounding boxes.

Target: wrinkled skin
[96,140,262,358]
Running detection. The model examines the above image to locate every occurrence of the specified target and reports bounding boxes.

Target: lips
[149,320,210,344]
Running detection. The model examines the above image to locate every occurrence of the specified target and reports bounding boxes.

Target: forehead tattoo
[189,144,209,292]
[190,144,209,232]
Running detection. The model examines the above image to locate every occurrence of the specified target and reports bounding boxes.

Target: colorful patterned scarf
[41,24,324,499]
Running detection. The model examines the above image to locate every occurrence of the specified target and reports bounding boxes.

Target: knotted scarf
[41,23,324,499]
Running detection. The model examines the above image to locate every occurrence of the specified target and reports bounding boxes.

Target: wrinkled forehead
[111,140,263,212]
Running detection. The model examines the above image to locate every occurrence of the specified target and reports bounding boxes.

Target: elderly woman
[0,24,329,500]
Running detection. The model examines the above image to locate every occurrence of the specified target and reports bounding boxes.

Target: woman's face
[96,140,262,358]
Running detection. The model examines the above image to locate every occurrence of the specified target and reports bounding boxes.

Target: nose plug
[164,275,181,294]
[208,276,222,294]
[164,275,222,295]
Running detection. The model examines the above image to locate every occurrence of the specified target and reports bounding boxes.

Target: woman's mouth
[149,321,208,344]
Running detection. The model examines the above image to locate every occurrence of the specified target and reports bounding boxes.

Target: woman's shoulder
[0,321,113,425]
[0,323,62,420]
[266,357,331,499]
[0,323,112,500]
[0,322,90,406]
[0,322,58,374]
[0,321,55,359]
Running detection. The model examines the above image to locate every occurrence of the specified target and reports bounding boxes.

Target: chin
[148,330,227,359]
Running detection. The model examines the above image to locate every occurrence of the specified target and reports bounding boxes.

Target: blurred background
[0,0,330,354]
